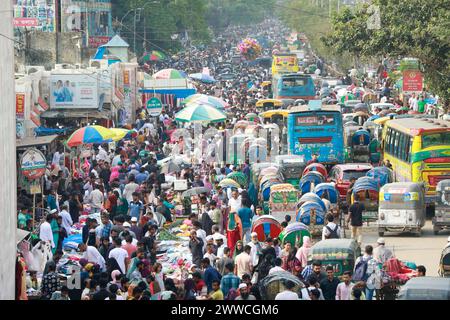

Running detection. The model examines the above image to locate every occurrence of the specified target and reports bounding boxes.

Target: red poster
[14,18,39,27]
[88,37,110,48]
[403,70,423,92]
[16,93,25,119]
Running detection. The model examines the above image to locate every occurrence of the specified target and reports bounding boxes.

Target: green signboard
[146,97,163,116]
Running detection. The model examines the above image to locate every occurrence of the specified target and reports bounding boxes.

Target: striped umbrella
[66,125,114,147]
[110,128,132,142]
[227,172,248,188]
[152,68,187,79]
[182,94,228,110]
[175,104,227,123]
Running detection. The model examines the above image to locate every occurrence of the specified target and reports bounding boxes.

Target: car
[370,103,395,114]
[328,163,374,201]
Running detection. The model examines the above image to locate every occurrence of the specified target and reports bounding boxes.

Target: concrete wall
[0,1,17,300]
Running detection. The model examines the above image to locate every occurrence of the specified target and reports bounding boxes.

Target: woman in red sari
[226,210,243,256]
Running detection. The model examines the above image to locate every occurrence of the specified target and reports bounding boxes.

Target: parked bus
[272,53,299,76]
[382,117,450,215]
[272,73,316,101]
[287,104,344,165]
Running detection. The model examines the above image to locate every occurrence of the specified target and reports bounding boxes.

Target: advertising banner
[89,36,110,48]
[20,148,47,180]
[403,70,423,92]
[16,93,25,119]
[50,73,99,109]
[14,18,39,27]
[13,0,56,32]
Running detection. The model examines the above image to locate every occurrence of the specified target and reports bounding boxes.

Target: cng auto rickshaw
[377,182,426,237]
[275,154,306,188]
[439,247,450,278]
[344,126,371,163]
[433,180,450,235]
[397,277,450,300]
[308,239,361,277]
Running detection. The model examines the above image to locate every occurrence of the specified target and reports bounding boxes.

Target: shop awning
[40,109,110,120]
[16,134,59,149]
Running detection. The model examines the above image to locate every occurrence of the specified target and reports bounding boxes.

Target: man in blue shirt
[220,263,240,297]
[128,192,144,220]
[135,167,149,185]
[201,258,222,293]
[238,200,254,244]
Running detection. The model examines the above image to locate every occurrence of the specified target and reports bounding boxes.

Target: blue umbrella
[189,73,217,83]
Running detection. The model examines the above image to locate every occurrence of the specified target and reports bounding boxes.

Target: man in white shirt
[108,238,129,274]
[123,176,139,204]
[268,258,285,274]
[248,232,262,267]
[78,243,106,271]
[274,280,299,300]
[235,245,253,278]
[372,238,393,264]
[52,150,63,166]
[39,213,55,249]
[409,93,418,111]
[228,190,242,213]
[96,145,109,162]
[59,205,73,236]
[89,185,104,213]
[322,214,341,240]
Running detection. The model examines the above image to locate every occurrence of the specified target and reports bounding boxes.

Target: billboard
[403,70,423,92]
[13,0,56,32]
[50,73,99,109]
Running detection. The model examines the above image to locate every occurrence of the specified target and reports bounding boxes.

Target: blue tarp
[353,176,379,194]
[367,115,380,121]
[352,129,371,145]
[314,183,339,204]
[298,192,327,211]
[140,88,196,99]
[366,167,393,188]
[299,172,325,194]
[34,126,70,136]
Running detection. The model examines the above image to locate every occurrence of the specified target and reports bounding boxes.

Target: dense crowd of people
[15,19,442,301]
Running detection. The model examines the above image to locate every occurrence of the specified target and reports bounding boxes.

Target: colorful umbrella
[189,73,217,84]
[152,68,187,80]
[66,125,113,148]
[110,128,131,142]
[219,178,241,189]
[142,50,166,62]
[175,104,227,123]
[182,94,228,110]
[227,172,248,188]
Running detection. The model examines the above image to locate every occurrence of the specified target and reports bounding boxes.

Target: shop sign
[16,93,25,119]
[403,70,423,92]
[146,97,162,116]
[20,148,47,180]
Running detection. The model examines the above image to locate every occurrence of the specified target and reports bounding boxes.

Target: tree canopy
[322,0,450,105]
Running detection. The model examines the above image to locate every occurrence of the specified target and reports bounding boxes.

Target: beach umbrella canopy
[142,50,167,62]
[67,125,113,147]
[175,104,227,123]
[183,94,228,110]
[152,68,187,79]
[189,73,216,83]
[219,178,241,189]
[227,171,248,188]
[110,128,131,142]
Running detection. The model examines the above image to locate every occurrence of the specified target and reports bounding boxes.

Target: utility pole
[0,0,17,300]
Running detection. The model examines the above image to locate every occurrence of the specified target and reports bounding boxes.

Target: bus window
[398,132,406,161]
[393,131,400,158]
[407,137,413,163]
[422,132,450,148]
[295,114,335,126]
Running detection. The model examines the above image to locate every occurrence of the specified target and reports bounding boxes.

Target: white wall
[0,0,17,300]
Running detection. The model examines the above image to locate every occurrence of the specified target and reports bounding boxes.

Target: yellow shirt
[210,289,224,300]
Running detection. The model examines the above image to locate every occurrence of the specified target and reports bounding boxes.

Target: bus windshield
[296,114,336,126]
[282,77,306,87]
[422,132,450,148]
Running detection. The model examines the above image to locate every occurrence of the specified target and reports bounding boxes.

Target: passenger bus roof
[387,118,450,135]
[289,104,341,113]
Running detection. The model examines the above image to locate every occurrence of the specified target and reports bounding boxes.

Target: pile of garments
[384,258,418,284]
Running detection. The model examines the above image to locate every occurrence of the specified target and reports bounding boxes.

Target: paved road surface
[356,220,449,276]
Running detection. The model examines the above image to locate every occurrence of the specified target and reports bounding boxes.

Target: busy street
[1,0,449,303]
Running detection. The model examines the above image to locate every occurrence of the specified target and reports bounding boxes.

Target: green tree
[323,0,450,106]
